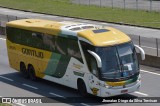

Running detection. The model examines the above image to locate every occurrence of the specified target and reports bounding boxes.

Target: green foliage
[0,0,160,28]
[0,103,12,106]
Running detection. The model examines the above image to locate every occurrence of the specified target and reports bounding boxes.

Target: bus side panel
[7,39,51,78]
[7,40,90,90]
[43,57,86,89]
[7,40,20,71]
[19,46,52,79]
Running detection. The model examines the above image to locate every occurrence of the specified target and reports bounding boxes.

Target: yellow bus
[6,19,145,97]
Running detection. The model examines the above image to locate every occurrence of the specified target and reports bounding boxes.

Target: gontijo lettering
[22,48,44,59]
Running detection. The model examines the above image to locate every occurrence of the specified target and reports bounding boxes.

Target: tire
[28,65,36,81]
[78,80,88,97]
[20,62,29,78]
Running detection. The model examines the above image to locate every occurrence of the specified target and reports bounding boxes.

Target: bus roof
[7,19,131,47]
[78,27,131,46]
[7,19,62,35]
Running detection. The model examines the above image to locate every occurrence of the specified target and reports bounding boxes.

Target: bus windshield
[95,42,139,80]
[81,41,139,81]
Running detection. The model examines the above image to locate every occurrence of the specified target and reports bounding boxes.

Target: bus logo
[22,48,44,59]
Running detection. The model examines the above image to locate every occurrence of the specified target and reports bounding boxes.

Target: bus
[6,19,145,97]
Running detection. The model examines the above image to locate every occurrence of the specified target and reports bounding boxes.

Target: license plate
[121,90,128,93]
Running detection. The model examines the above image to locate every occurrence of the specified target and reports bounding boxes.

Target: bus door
[87,55,100,96]
[80,41,100,96]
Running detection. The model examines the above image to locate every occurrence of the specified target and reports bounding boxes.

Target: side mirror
[134,45,145,60]
[87,50,102,68]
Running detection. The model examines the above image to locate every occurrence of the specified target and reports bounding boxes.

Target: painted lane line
[22,84,38,90]
[0,76,14,81]
[0,38,6,40]
[80,103,90,106]
[14,103,26,106]
[134,91,148,96]
[49,92,66,99]
[141,70,160,76]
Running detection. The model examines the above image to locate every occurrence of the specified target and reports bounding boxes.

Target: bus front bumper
[100,80,141,97]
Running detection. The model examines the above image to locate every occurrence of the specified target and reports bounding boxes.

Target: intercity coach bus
[6,19,145,97]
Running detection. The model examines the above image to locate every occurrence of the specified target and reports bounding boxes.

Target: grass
[0,0,160,28]
[0,103,12,106]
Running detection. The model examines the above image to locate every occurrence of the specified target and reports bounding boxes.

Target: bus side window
[55,37,68,55]
[90,57,99,77]
[80,41,99,77]
[67,39,82,62]
[43,34,56,52]
[21,30,32,46]
[7,27,21,44]
[31,33,43,49]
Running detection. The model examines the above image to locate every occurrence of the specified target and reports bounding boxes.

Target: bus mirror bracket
[134,45,145,60]
[87,50,102,68]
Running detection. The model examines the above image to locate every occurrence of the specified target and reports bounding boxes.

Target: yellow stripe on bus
[106,81,126,87]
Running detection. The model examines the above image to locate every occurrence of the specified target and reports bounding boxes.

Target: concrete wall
[138,53,160,68]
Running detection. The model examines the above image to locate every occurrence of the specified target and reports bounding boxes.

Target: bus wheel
[28,65,36,81]
[77,79,88,97]
[20,62,29,78]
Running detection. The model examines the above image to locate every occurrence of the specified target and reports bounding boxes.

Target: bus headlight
[105,85,109,89]
[99,81,110,88]
[99,82,107,88]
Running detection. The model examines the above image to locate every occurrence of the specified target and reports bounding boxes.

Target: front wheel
[78,80,88,97]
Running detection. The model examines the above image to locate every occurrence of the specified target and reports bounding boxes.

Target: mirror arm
[134,45,145,60]
[87,50,102,68]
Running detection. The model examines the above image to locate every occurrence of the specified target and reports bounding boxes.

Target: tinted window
[7,27,21,43]
[7,27,82,62]
[31,33,43,49]
[43,34,56,51]
[21,30,33,46]
[67,39,82,62]
[55,36,82,62]
[56,37,68,55]
[80,41,98,76]
[21,31,45,49]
